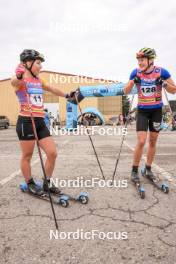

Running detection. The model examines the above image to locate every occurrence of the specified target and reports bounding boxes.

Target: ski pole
[111,94,135,183]
[27,93,59,230]
[74,92,106,181]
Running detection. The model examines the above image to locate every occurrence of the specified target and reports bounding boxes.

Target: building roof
[0,70,118,83]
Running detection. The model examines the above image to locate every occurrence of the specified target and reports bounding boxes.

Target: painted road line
[0,158,40,186]
[0,140,69,186]
[124,141,174,183]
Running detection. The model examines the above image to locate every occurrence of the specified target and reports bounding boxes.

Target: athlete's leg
[39,136,60,193]
[133,131,148,166]
[19,140,35,182]
[146,132,159,166]
[141,131,159,180]
[133,109,148,167]
[39,136,57,178]
[131,131,148,182]
[131,109,149,182]
[146,108,162,166]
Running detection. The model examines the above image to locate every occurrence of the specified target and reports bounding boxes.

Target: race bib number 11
[30,94,43,107]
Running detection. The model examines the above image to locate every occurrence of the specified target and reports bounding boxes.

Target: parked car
[0,116,10,129]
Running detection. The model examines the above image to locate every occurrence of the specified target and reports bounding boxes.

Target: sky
[1,0,176,102]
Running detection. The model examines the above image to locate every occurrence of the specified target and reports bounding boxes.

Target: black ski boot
[43,178,61,194]
[131,170,140,183]
[27,178,44,196]
[145,167,156,182]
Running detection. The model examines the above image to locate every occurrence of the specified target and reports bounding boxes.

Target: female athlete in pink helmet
[11,49,74,195]
[124,47,176,182]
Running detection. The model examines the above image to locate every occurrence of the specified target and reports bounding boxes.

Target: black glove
[65,91,76,99]
[133,76,141,84]
[70,91,76,98]
[64,93,70,99]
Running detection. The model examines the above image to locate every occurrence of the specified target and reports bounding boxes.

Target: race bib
[27,85,44,107]
[29,93,43,107]
[140,85,156,97]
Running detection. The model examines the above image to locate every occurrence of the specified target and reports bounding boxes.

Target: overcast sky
[1,0,176,100]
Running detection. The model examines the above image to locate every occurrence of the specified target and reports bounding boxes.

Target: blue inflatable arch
[66,83,137,130]
[77,107,105,125]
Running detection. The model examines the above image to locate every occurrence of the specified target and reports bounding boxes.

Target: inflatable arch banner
[77,107,105,125]
[66,83,137,130]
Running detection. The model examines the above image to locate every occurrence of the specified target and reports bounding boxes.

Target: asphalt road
[0,125,176,264]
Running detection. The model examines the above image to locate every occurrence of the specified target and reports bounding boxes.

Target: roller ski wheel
[141,167,169,194]
[139,186,145,199]
[77,192,89,204]
[135,181,145,199]
[58,195,69,207]
[161,184,169,194]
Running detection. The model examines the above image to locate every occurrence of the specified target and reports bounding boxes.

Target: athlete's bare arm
[42,82,66,97]
[164,78,176,94]
[123,80,135,95]
[11,76,22,88]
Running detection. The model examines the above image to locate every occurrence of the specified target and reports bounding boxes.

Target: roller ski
[20,179,89,208]
[131,170,145,199]
[141,166,169,194]
[43,178,89,206]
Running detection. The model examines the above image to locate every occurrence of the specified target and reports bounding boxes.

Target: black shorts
[16,116,50,141]
[136,108,162,132]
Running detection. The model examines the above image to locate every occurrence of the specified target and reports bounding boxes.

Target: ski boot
[131,170,140,183]
[27,178,44,196]
[43,178,61,194]
[144,167,157,182]
[141,166,169,193]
